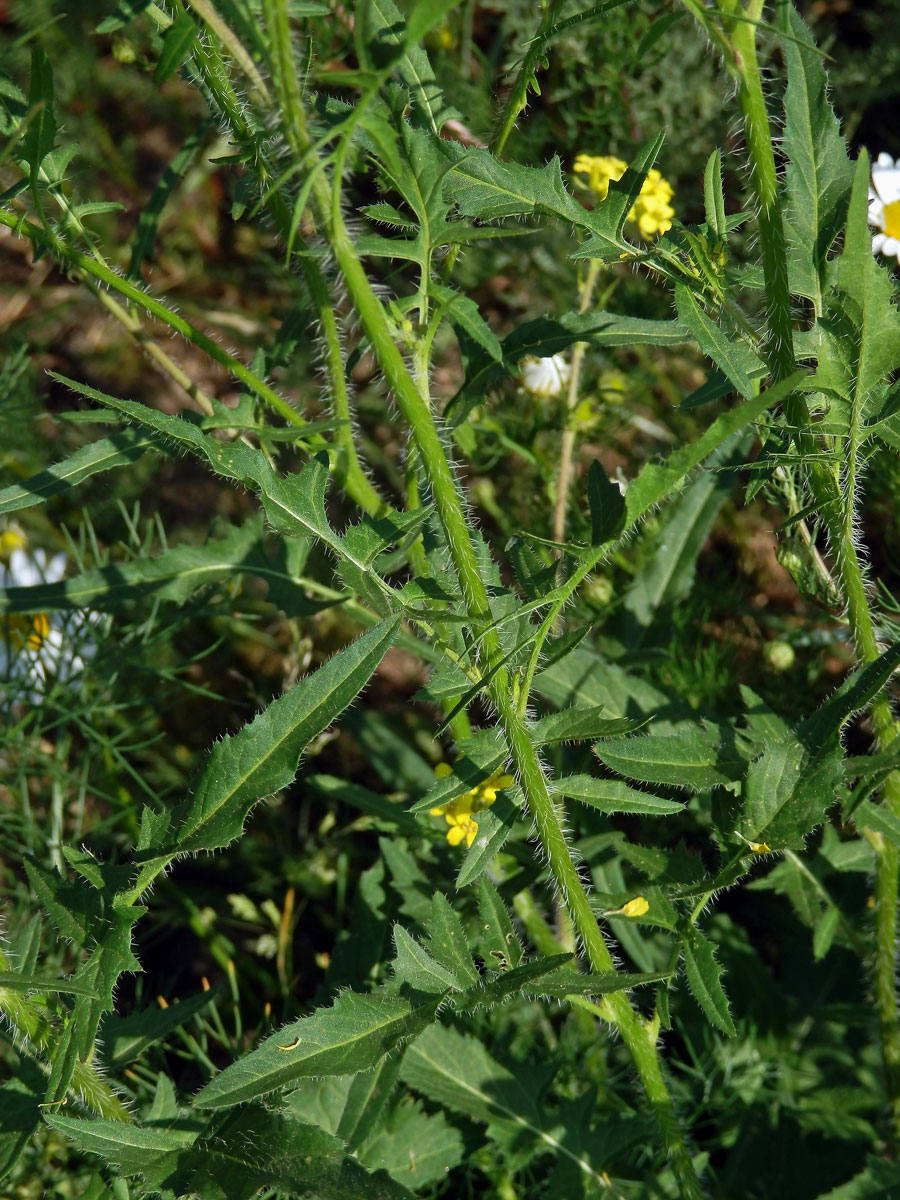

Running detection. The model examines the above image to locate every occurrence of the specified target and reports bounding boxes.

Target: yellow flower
[748,840,771,854]
[573,154,628,201]
[611,896,650,918]
[429,764,515,849]
[0,529,26,559]
[573,154,675,238]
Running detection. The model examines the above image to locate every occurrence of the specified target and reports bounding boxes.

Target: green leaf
[703,149,726,241]
[155,11,198,82]
[594,725,745,791]
[682,926,736,1036]
[476,877,522,969]
[23,858,100,949]
[455,793,519,889]
[622,432,749,639]
[531,706,645,747]
[400,1024,611,1189]
[361,0,458,133]
[194,987,442,1109]
[447,151,582,223]
[400,1022,540,1128]
[587,460,626,544]
[0,973,100,998]
[410,729,507,813]
[423,892,480,988]
[797,641,900,755]
[356,1093,463,1189]
[131,120,210,275]
[42,1113,199,1178]
[48,377,365,567]
[24,48,56,177]
[173,618,399,852]
[46,1106,414,1199]
[336,1054,404,1152]
[573,133,669,261]
[453,953,573,1013]
[0,519,267,613]
[0,429,158,515]
[95,0,154,33]
[431,281,502,361]
[780,6,854,310]
[836,153,900,406]
[740,738,843,849]
[392,926,457,995]
[100,989,217,1069]
[554,775,683,816]
[855,800,900,850]
[675,284,766,398]
[623,370,808,530]
[519,966,669,1000]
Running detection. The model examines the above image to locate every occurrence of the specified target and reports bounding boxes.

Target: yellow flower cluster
[430,764,515,848]
[572,153,675,238]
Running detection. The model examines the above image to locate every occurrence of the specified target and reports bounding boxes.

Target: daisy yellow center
[2,611,50,651]
[884,199,900,240]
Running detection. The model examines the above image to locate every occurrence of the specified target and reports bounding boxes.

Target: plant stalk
[698,0,900,1134]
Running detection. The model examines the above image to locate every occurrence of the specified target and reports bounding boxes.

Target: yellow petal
[435,762,452,778]
[446,825,466,846]
[619,896,649,918]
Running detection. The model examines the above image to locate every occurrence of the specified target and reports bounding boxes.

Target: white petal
[873,233,888,253]
[876,152,896,169]
[8,549,40,587]
[872,169,900,205]
[882,237,900,257]
[44,553,68,584]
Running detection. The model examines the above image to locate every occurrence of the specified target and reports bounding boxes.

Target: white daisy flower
[869,152,900,263]
[0,537,98,700]
[519,354,571,398]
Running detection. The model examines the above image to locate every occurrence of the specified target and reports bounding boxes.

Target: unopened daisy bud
[763,640,795,672]
[520,354,570,398]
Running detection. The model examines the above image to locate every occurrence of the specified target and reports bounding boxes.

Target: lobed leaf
[594,725,745,791]
[0,429,159,515]
[780,6,855,311]
[173,618,399,852]
[682,926,736,1036]
[554,775,683,816]
[194,987,441,1109]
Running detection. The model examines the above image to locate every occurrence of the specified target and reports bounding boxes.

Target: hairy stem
[722,1,900,1128]
[316,118,703,1200]
[553,259,603,550]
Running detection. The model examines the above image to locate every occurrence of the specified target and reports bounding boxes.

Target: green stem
[553,259,603,552]
[730,16,799,398]
[325,160,704,1200]
[821,489,900,1131]
[228,8,702,1182]
[0,947,131,1121]
[492,0,566,156]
